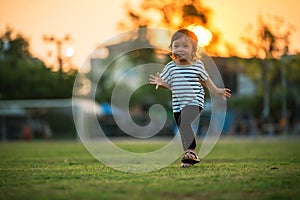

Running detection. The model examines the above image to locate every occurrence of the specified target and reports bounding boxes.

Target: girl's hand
[204,78,231,100]
[215,88,231,100]
[149,72,163,90]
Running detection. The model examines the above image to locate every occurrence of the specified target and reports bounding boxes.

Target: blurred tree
[0,27,31,59]
[118,0,220,55]
[0,28,76,99]
[242,15,297,128]
[119,0,211,28]
[242,15,294,59]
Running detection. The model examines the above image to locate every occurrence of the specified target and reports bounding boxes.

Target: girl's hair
[169,29,198,60]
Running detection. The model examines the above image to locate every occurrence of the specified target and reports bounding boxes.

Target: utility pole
[43,34,70,74]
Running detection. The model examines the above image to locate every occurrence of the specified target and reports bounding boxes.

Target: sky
[1,0,299,67]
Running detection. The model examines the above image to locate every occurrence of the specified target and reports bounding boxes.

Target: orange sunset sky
[1,0,299,67]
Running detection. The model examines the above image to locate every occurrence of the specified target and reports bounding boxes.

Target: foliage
[242,15,294,59]
[228,96,263,116]
[119,0,211,29]
[240,15,299,122]
[0,27,31,58]
[226,55,300,120]
[118,0,220,55]
[0,28,76,99]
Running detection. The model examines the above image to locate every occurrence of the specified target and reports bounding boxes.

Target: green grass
[0,137,299,200]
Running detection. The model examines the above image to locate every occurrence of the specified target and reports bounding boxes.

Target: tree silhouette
[242,15,293,59]
[0,28,76,99]
[0,27,31,59]
[242,15,295,122]
[118,0,220,55]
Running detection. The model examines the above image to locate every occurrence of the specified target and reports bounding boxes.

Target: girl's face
[171,36,194,64]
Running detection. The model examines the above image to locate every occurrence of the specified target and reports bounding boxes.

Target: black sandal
[181,150,200,165]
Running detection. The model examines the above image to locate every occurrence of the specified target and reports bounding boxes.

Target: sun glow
[187,25,213,47]
[65,47,74,58]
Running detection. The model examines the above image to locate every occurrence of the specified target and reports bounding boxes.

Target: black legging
[174,105,202,151]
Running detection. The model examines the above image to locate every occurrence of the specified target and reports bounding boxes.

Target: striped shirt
[160,60,209,113]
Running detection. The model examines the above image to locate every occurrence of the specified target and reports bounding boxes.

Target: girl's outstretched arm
[204,77,231,100]
[149,72,170,90]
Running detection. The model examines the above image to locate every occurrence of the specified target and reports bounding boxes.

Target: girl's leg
[174,105,201,151]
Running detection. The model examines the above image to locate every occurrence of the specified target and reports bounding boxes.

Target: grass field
[0,137,299,200]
